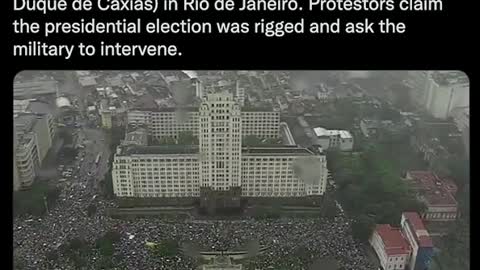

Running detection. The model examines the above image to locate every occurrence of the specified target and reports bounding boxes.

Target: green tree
[68,237,89,253]
[95,230,121,257]
[351,215,375,242]
[97,257,114,269]
[322,198,338,219]
[437,219,469,270]
[107,126,126,149]
[448,157,469,190]
[13,182,60,217]
[330,143,428,234]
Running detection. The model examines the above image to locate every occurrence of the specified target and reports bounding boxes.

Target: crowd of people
[14,130,376,270]
[14,187,375,270]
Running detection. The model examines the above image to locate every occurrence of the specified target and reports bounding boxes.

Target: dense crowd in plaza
[14,178,375,270]
[14,125,375,270]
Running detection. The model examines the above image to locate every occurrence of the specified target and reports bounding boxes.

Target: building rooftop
[76,71,91,77]
[375,224,411,256]
[361,119,380,129]
[407,171,458,193]
[123,128,148,146]
[313,127,353,139]
[78,76,97,87]
[406,171,458,207]
[119,145,199,156]
[181,70,198,79]
[402,212,434,247]
[14,80,58,96]
[13,99,30,107]
[421,190,457,207]
[242,106,275,112]
[56,97,72,108]
[242,146,315,156]
[17,133,36,147]
[14,114,37,133]
[431,71,469,86]
[130,107,198,113]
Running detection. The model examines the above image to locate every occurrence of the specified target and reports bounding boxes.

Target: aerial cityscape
[13,71,469,270]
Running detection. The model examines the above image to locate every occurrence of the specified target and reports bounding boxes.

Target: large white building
[127,108,280,140]
[370,224,411,270]
[14,113,56,190]
[313,127,353,151]
[406,71,432,108]
[450,106,469,132]
[113,92,327,199]
[13,99,31,113]
[198,92,243,190]
[407,71,469,119]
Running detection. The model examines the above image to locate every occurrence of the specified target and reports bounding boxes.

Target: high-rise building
[406,71,431,108]
[113,92,327,200]
[235,80,245,107]
[13,99,31,113]
[101,110,113,129]
[14,113,56,189]
[199,92,242,190]
[406,71,469,119]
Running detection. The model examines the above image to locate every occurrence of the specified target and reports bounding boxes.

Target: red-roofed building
[405,171,458,221]
[370,224,411,270]
[401,212,434,270]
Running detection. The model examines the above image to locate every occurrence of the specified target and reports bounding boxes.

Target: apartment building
[127,108,280,140]
[406,71,432,108]
[313,127,353,151]
[400,212,434,270]
[112,146,200,198]
[370,224,411,270]
[406,71,469,120]
[424,71,469,120]
[241,147,326,197]
[15,133,39,189]
[113,92,327,199]
[14,113,56,189]
[127,108,200,138]
[113,146,326,199]
[13,99,31,113]
[241,109,280,138]
[404,171,458,221]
